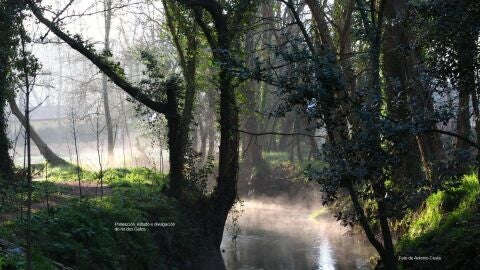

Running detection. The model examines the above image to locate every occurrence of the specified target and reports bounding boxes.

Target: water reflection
[316,239,334,270]
[220,200,375,270]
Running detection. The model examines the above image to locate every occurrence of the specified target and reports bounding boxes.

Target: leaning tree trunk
[296,0,399,267]
[9,98,68,166]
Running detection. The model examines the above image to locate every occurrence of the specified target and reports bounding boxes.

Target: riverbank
[395,174,480,269]
[313,173,480,269]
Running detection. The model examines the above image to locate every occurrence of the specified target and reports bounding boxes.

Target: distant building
[8,105,68,143]
[29,105,67,129]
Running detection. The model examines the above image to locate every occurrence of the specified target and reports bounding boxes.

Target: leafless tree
[68,107,82,198]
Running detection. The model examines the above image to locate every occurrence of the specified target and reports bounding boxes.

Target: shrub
[0,180,204,269]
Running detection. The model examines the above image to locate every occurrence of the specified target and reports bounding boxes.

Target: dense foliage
[0,167,206,270]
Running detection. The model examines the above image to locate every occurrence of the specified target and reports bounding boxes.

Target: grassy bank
[396,174,480,269]
[310,173,480,269]
[0,167,206,269]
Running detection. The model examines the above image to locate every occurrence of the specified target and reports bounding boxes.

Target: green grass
[400,174,479,241]
[263,151,327,173]
[0,181,66,213]
[31,181,65,202]
[0,166,204,270]
[39,165,166,187]
[0,198,160,269]
[0,252,55,270]
[263,151,290,166]
[397,174,480,269]
[310,207,329,220]
[43,164,96,183]
[103,167,166,188]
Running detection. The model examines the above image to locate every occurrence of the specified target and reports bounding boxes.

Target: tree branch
[305,0,334,50]
[281,0,316,54]
[193,8,217,50]
[175,0,228,38]
[425,129,480,150]
[346,180,387,260]
[237,129,326,138]
[26,0,171,115]
[163,0,188,72]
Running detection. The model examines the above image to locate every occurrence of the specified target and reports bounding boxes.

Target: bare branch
[425,129,480,150]
[26,0,171,116]
[237,129,326,138]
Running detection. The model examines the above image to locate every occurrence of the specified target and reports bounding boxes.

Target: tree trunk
[199,119,207,162]
[9,98,68,166]
[21,31,34,270]
[163,0,199,198]
[242,29,270,189]
[211,66,239,247]
[296,136,303,162]
[471,90,480,183]
[0,2,16,182]
[278,113,295,152]
[241,79,270,192]
[455,25,476,175]
[358,2,397,267]
[382,0,425,184]
[382,0,445,185]
[302,118,320,160]
[103,0,115,164]
[267,118,279,151]
[166,115,187,198]
[207,91,216,158]
[374,183,398,270]
[191,8,241,247]
[0,94,13,181]
[346,180,389,267]
[165,77,187,198]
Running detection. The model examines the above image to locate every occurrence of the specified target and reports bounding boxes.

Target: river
[219,200,376,270]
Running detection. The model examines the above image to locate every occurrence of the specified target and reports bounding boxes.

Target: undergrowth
[0,167,205,270]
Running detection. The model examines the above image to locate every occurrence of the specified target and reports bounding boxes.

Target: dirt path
[54,181,113,197]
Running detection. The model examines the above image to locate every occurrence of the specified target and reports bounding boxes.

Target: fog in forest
[0,0,478,269]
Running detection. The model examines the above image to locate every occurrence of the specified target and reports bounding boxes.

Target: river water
[219,200,376,270]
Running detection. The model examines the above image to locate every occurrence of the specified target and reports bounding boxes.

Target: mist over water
[221,199,376,270]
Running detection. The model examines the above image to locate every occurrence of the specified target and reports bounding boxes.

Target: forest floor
[0,179,112,222]
[0,166,205,269]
